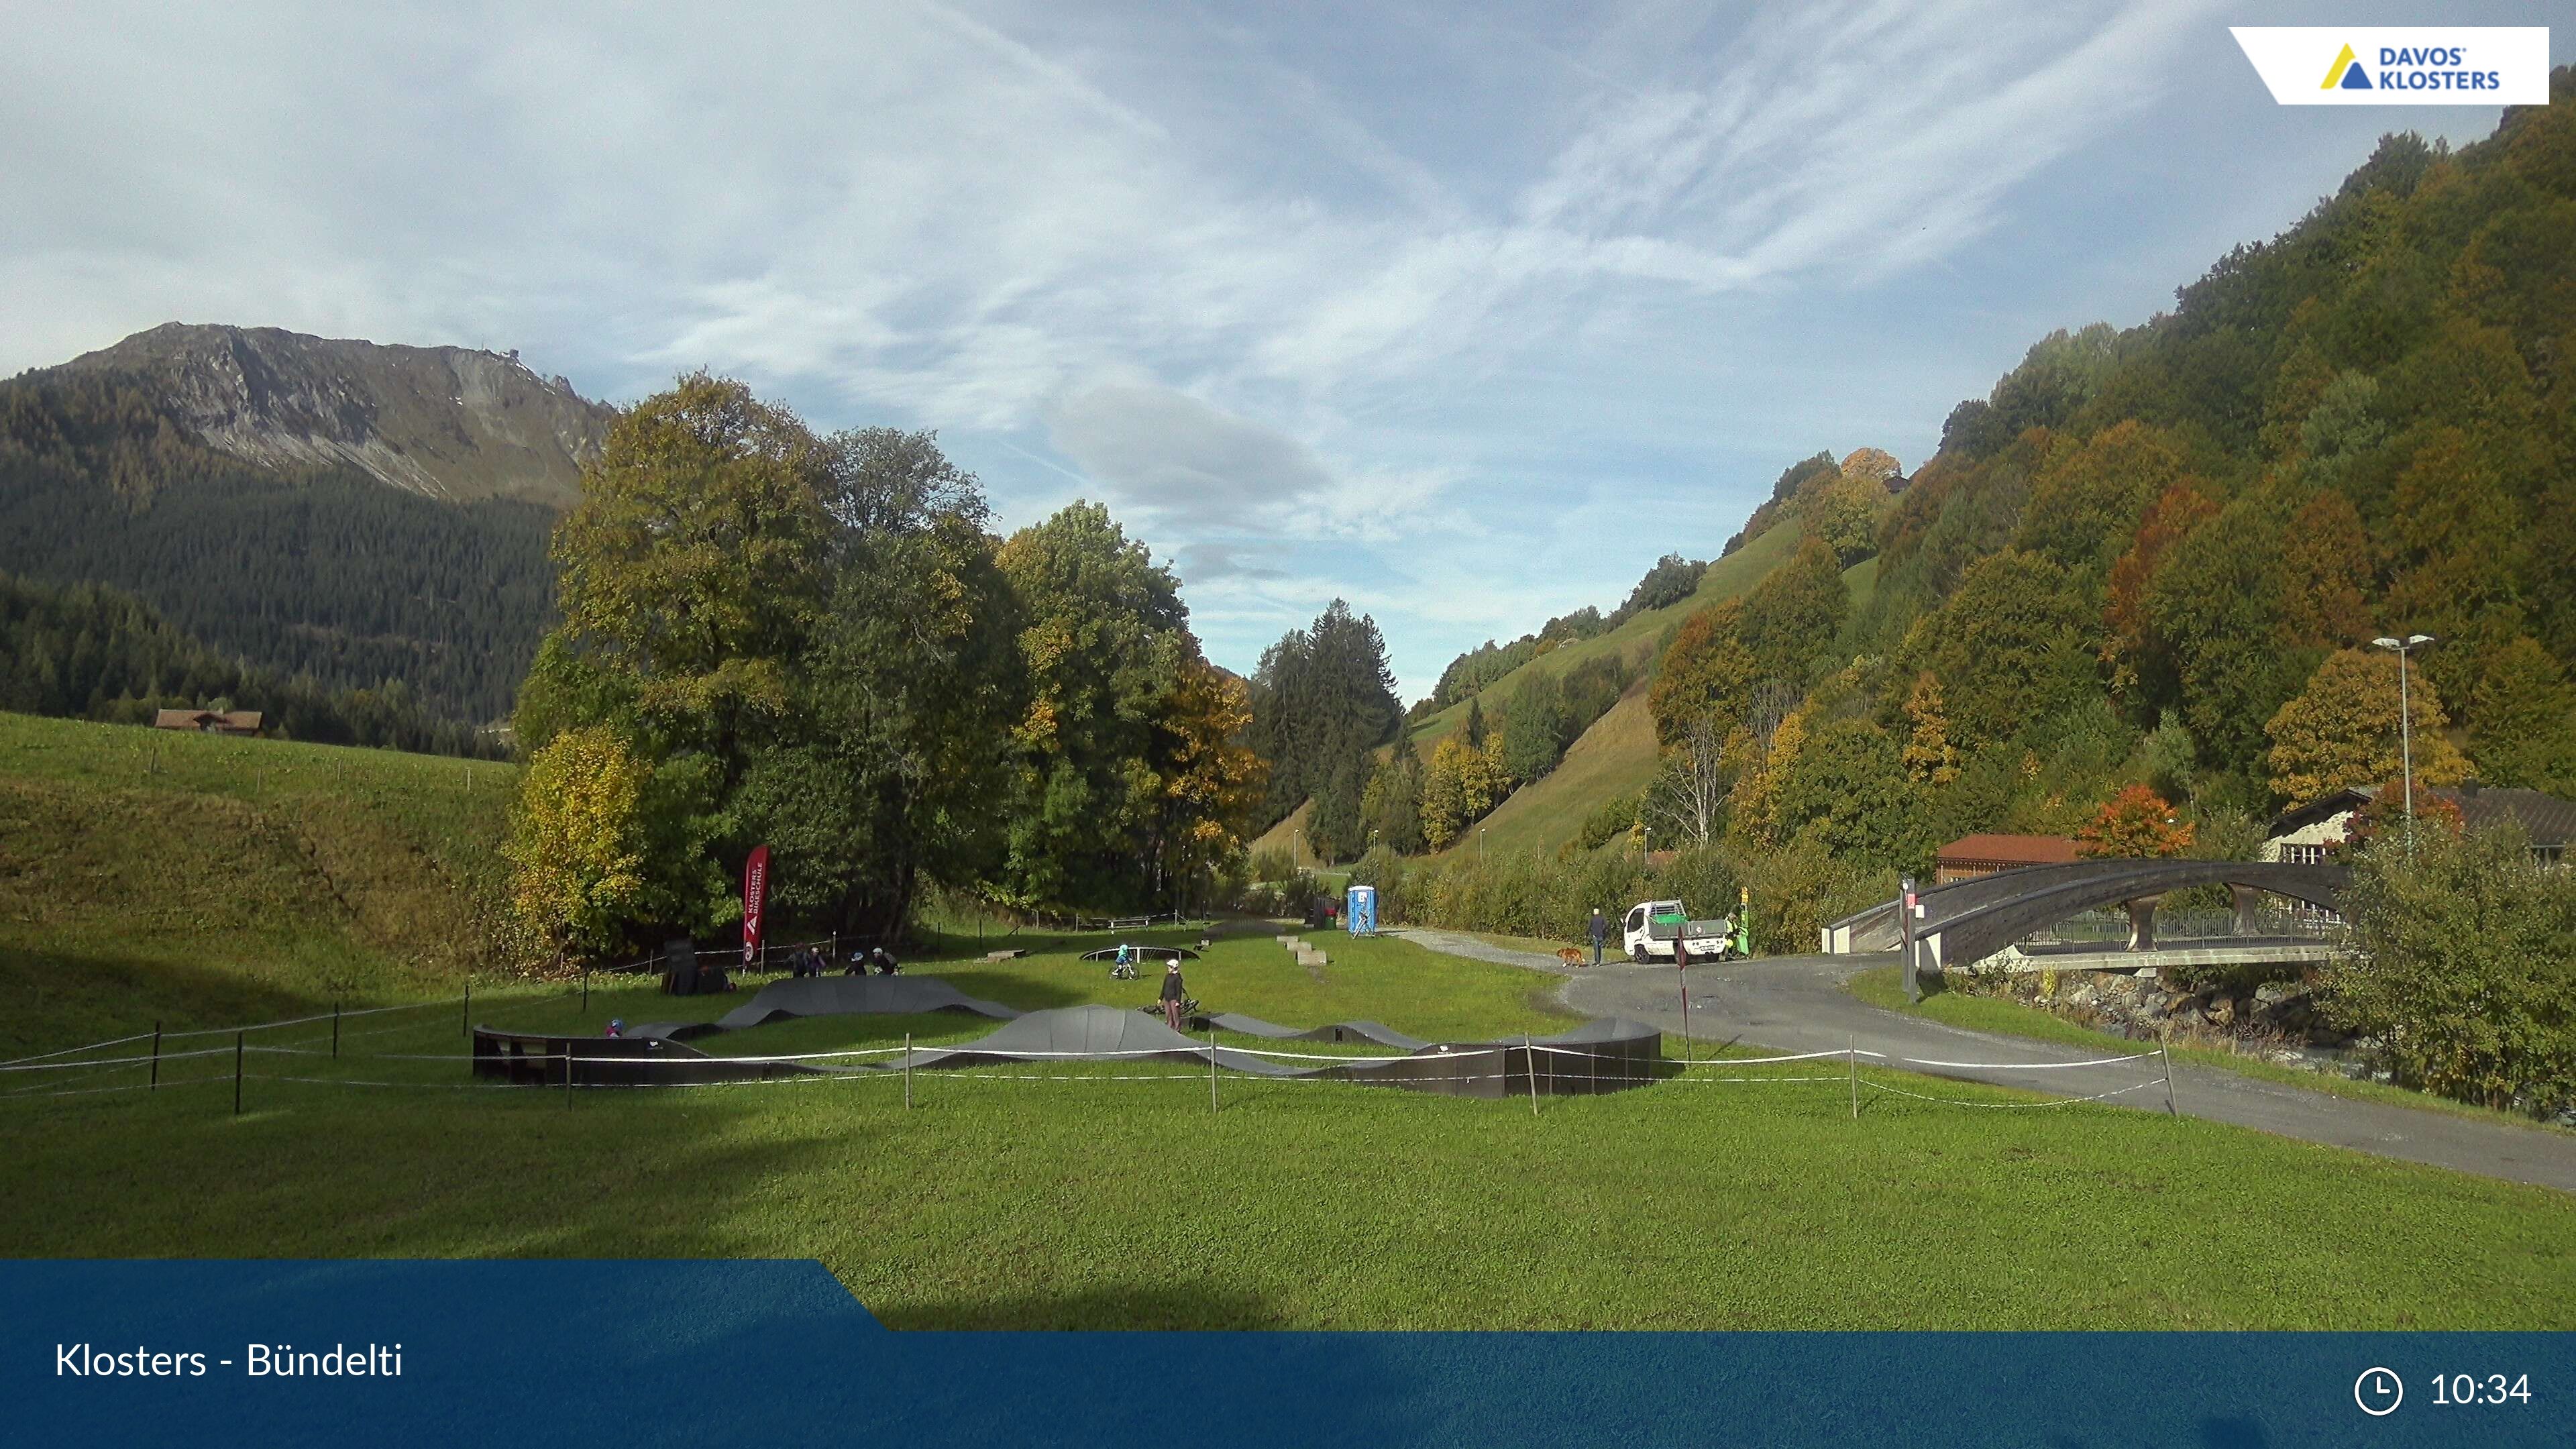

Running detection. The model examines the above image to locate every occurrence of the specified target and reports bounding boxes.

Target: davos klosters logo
[2233,27,2549,105]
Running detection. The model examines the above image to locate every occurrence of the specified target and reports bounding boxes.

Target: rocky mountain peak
[58,322,619,508]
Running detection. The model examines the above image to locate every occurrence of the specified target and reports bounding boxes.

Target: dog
[1556,947,1589,969]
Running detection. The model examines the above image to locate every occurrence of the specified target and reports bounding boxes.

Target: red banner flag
[741,846,771,965]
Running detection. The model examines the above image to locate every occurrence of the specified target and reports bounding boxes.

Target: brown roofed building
[1935,833,2079,883]
[153,708,263,736]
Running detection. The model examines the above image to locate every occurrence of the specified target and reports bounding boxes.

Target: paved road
[1390,930,2576,1194]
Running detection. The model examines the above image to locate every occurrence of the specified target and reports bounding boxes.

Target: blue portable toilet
[1346,885,1377,936]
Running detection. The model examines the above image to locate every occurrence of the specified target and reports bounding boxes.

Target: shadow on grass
[0,944,333,1058]
[877,1280,1286,1330]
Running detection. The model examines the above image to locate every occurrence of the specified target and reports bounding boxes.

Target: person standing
[1159,960,1187,1032]
[1589,908,1609,968]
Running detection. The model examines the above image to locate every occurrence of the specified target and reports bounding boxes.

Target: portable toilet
[1345,884,1377,936]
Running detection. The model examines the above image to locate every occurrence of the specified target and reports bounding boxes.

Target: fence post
[1208,1027,1219,1115]
[1848,1036,1858,1121]
[1525,1035,1540,1117]
[2159,1044,2177,1116]
[462,981,470,1038]
[903,1032,912,1110]
[233,1031,244,1116]
[564,1042,574,1104]
[151,1022,162,1090]
[332,1002,341,1059]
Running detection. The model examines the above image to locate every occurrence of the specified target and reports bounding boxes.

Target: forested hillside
[1340,76,2576,955]
[0,368,557,721]
[1639,83,2576,883]
[0,570,507,757]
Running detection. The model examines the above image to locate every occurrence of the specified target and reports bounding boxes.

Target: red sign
[741,845,771,965]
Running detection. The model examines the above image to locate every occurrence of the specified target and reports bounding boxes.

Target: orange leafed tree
[2074,784,2196,859]
[2100,482,2218,696]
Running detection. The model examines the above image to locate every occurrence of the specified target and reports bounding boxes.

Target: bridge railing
[2019,907,2335,947]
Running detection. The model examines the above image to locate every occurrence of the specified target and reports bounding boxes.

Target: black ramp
[1197,1012,1428,1051]
[627,974,1021,1042]
[898,1005,1304,1077]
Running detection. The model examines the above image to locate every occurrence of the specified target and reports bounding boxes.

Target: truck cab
[1621,900,1735,963]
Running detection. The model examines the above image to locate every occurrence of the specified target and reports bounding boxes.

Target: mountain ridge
[57,321,616,508]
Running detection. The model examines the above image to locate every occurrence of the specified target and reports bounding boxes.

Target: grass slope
[6,924,2571,1329]
[0,711,513,1055]
[1421,543,1883,860]
[1246,798,1311,864]
[1409,521,1802,759]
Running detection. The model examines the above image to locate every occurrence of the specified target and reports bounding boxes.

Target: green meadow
[5,712,2573,1329]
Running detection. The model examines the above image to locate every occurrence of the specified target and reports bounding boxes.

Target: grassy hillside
[1467,678,1656,857]
[1246,798,1310,864]
[0,712,516,1056]
[1418,541,1884,860]
[1407,520,1802,757]
[7,920,2572,1328]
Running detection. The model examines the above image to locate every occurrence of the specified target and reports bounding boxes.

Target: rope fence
[5,989,2184,1118]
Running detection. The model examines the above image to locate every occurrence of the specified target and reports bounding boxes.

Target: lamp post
[2369,634,2436,859]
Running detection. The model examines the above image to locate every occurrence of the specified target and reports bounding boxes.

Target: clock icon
[2355,1366,2404,1417]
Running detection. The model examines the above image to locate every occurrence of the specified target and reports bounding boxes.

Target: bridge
[1821,859,2349,980]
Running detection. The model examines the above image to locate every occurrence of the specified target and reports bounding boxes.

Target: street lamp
[2370,634,2436,857]
[1479,826,1486,863]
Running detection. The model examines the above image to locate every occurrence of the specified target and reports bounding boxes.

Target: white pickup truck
[1621,900,1736,963]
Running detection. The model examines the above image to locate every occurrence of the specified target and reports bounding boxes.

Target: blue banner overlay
[3,1260,2563,1447]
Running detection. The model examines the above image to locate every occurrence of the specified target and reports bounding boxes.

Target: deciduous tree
[2467,635,2576,792]
[2074,784,2195,859]
[504,725,655,958]
[2264,647,2469,808]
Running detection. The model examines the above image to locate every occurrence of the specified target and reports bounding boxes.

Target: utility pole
[1900,875,1919,1005]
[2371,635,2436,861]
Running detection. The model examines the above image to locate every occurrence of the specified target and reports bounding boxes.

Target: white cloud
[0,0,2514,694]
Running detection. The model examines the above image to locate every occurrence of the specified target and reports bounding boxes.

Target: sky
[0,1,2554,700]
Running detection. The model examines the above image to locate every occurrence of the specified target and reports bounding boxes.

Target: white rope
[0,1030,158,1065]
[1864,1077,2163,1109]
[0,1044,235,1073]
[1652,1048,1857,1067]
[1884,1049,2159,1071]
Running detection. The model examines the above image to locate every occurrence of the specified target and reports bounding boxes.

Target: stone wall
[1943,963,2372,1071]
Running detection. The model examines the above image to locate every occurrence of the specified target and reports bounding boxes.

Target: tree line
[0,569,510,757]
[505,375,1264,958]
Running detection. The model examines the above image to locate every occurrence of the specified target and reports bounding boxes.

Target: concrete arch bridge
[1821,859,2349,979]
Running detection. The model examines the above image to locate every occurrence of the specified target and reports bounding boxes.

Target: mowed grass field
[6,710,2576,1330]
[7,925,2576,1330]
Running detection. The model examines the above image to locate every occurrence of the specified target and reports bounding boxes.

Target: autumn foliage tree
[2264,648,2469,808]
[511,376,1254,956]
[1648,598,1756,748]
[2467,635,2576,792]
[2074,784,2195,859]
[505,724,655,957]
[2100,482,2217,699]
